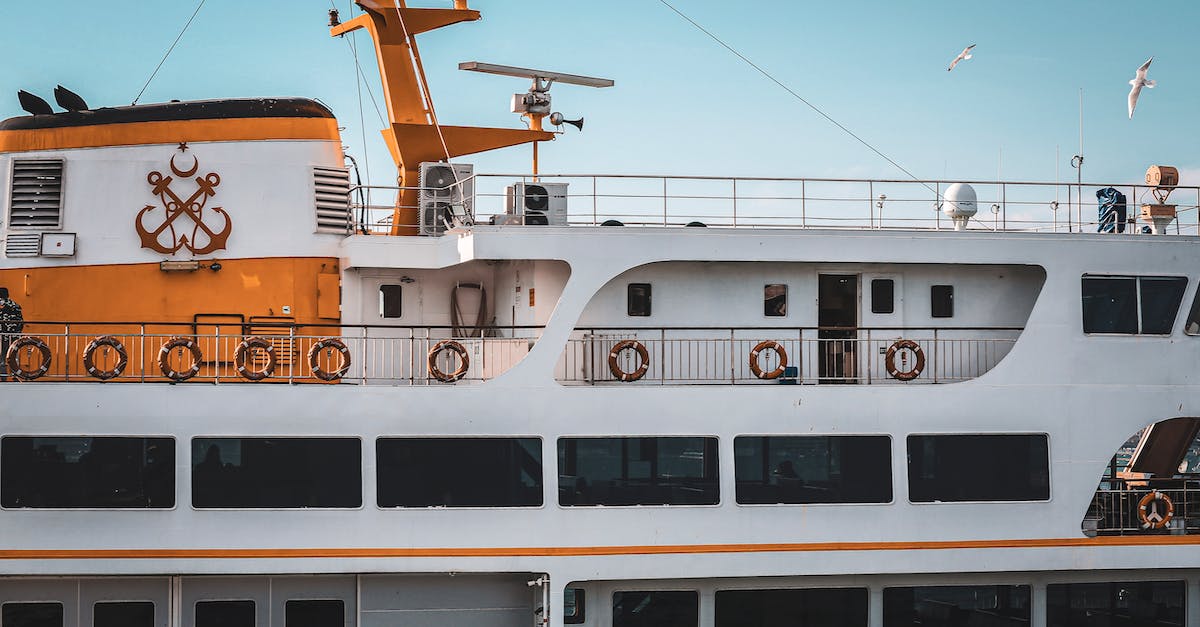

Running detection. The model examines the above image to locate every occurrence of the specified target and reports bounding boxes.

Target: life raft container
[83,335,128,381]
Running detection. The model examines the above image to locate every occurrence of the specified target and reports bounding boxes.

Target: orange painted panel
[317,273,341,319]
[0,118,340,153]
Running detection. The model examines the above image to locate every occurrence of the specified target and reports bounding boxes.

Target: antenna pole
[532,141,540,181]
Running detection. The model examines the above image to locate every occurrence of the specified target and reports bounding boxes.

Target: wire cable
[657,0,937,196]
[132,0,208,105]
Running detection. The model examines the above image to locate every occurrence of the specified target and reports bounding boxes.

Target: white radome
[943,182,978,230]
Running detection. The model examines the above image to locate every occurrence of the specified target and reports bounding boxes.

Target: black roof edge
[0,97,336,131]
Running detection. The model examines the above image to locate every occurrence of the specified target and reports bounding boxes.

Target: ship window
[734,436,892,504]
[715,588,868,627]
[379,284,402,318]
[284,600,344,627]
[883,585,1031,626]
[1082,275,1186,334]
[0,437,175,509]
[907,434,1049,502]
[195,601,255,627]
[377,437,542,508]
[930,285,953,318]
[558,437,719,506]
[564,587,585,624]
[627,283,652,317]
[93,602,154,627]
[872,279,895,314]
[191,438,361,508]
[1046,581,1184,627]
[764,284,787,317]
[613,591,697,627]
[1,603,63,627]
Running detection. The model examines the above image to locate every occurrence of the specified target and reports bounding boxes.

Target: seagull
[1127,57,1155,119]
[947,44,975,72]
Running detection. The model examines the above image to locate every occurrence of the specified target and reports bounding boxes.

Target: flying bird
[947,44,975,72]
[1127,57,1155,119]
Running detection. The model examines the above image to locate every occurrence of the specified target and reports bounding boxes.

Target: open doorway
[818,274,858,382]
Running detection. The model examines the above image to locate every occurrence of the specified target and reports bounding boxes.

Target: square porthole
[931,285,953,318]
[764,284,787,317]
[627,283,651,317]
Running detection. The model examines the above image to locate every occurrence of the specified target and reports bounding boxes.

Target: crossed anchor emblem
[135,148,232,255]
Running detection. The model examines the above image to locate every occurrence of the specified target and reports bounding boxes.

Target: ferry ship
[3,2,1200,626]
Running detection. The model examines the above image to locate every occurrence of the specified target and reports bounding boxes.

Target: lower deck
[2,569,1196,627]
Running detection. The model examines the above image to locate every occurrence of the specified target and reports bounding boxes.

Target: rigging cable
[132,0,208,105]
[657,0,936,197]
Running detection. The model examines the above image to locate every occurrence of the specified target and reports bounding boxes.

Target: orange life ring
[234,336,277,381]
[308,337,351,381]
[428,340,470,382]
[608,339,650,382]
[885,339,925,381]
[5,336,52,380]
[158,336,202,381]
[1138,490,1175,529]
[83,335,128,381]
[749,340,788,379]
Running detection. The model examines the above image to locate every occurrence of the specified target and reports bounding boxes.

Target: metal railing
[556,326,1021,385]
[0,323,541,385]
[1085,479,1200,536]
[348,174,1200,235]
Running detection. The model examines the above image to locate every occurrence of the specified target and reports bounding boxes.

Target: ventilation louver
[313,166,352,234]
[9,159,64,229]
[3,233,41,257]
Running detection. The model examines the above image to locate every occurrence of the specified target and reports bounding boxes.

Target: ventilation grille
[9,159,64,229]
[4,233,40,257]
[314,167,351,234]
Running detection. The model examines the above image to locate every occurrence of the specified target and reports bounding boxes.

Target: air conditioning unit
[506,182,568,226]
[418,162,474,236]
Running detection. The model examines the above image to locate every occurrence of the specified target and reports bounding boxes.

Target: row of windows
[2,599,340,627]
[628,280,952,318]
[0,434,1049,509]
[595,581,1185,627]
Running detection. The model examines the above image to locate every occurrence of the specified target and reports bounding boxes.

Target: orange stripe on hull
[3,536,1200,560]
[0,118,340,153]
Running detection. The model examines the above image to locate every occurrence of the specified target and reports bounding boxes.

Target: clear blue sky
[3,0,1197,188]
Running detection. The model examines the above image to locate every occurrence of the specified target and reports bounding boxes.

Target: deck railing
[349,174,1200,235]
[1085,480,1200,536]
[556,326,1021,385]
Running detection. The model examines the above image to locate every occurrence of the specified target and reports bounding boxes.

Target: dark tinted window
[908,434,1049,502]
[734,436,891,504]
[764,284,787,317]
[379,285,402,318]
[377,438,542,507]
[2,603,63,627]
[883,585,1030,626]
[1140,277,1187,334]
[716,588,868,627]
[627,283,652,317]
[930,285,953,318]
[558,437,718,506]
[1082,276,1138,333]
[1046,581,1184,627]
[871,279,895,314]
[1,437,174,508]
[613,591,697,627]
[196,601,255,627]
[564,588,585,625]
[94,602,154,627]
[192,438,361,508]
[1185,287,1200,335]
[284,600,343,627]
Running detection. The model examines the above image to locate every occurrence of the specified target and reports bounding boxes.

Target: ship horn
[562,117,584,131]
[17,90,53,116]
[54,85,89,112]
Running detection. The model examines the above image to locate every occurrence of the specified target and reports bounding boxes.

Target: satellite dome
[942,183,977,230]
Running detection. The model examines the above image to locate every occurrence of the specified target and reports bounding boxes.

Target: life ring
[608,339,649,382]
[5,336,52,380]
[885,339,925,381]
[308,338,351,381]
[749,340,788,379]
[158,336,202,381]
[234,336,277,381]
[428,340,470,382]
[1138,490,1175,529]
[83,335,128,381]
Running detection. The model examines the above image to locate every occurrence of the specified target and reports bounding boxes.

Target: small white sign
[40,233,76,257]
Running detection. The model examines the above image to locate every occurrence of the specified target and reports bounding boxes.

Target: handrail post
[139,324,146,383]
[663,177,669,226]
[865,328,871,384]
[214,325,221,384]
[932,328,939,384]
[361,326,368,386]
[732,178,738,228]
[592,176,598,225]
[660,328,666,385]
[288,325,296,385]
[869,181,874,229]
[801,179,807,228]
[64,323,70,381]
[729,328,736,384]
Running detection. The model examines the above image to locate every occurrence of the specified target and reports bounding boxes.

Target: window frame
[1082,274,1188,336]
[1,601,66,627]
[557,436,721,508]
[906,432,1052,504]
[871,278,895,314]
[732,433,894,506]
[194,600,257,627]
[763,283,788,318]
[375,436,545,510]
[930,284,954,318]
[612,590,699,627]
[190,436,364,511]
[627,283,652,317]
[92,601,156,627]
[378,284,403,319]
